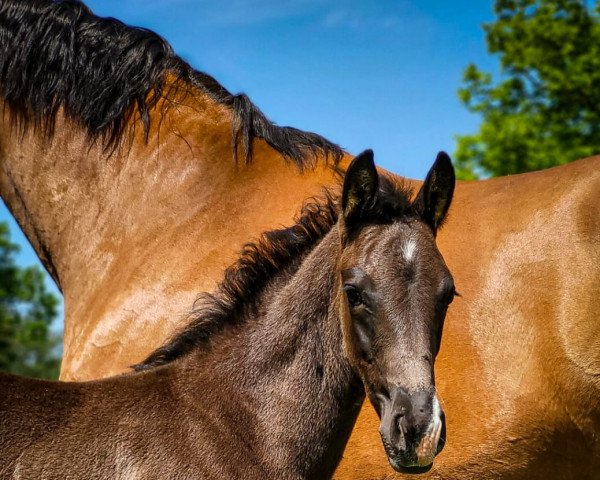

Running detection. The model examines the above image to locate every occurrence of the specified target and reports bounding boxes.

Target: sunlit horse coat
[0,1,598,478]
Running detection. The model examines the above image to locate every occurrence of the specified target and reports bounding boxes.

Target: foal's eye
[344,285,363,307]
[437,288,456,309]
[443,289,458,306]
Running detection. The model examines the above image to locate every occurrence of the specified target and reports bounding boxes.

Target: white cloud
[321,9,403,31]
[123,0,435,33]
[195,0,328,26]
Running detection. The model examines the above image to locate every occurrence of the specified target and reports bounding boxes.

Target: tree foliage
[456,0,600,179]
[0,221,61,379]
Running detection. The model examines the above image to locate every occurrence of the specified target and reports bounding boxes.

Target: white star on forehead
[402,238,417,263]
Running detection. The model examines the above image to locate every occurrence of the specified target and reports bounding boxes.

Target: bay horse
[0,1,598,478]
[0,151,456,478]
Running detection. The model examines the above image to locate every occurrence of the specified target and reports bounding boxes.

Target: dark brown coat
[0,152,455,479]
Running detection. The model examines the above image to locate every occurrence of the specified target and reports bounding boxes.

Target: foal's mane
[0,0,343,169]
[135,192,339,370]
[135,176,414,370]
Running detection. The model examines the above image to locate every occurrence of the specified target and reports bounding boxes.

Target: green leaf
[456,0,600,177]
[0,221,61,379]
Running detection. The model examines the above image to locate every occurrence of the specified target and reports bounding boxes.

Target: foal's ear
[341,149,379,236]
[414,152,455,234]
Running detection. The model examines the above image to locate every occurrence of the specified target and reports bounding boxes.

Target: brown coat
[0,1,598,478]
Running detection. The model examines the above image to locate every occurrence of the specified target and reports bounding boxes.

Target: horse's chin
[382,402,445,474]
[387,456,433,474]
[386,421,444,474]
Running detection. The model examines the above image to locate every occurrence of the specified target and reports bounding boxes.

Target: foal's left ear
[414,152,455,234]
[341,149,379,236]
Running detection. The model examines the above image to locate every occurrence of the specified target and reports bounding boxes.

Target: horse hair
[0,0,343,169]
[135,176,415,370]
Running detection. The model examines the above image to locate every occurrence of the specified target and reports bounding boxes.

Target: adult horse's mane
[0,0,343,168]
[135,176,415,370]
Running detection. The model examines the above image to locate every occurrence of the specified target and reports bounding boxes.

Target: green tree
[456,0,600,179]
[0,221,61,379]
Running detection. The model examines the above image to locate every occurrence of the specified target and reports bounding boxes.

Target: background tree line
[455,0,600,178]
[0,222,61,379]
[1,0,598,378]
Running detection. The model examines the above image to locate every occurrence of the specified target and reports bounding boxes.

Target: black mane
[135,175,415,370]
[0,0,343,168]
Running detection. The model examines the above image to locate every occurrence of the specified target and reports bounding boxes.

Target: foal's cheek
[352,313,375,362]
[433,312,447,356]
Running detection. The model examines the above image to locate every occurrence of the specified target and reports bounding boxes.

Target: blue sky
[0,0,498,321]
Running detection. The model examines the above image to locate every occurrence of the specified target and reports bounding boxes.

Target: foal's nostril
[380,387,445,470]
[396,410,405,432]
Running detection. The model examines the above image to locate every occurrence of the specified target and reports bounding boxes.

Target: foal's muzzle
[379,387,445,473]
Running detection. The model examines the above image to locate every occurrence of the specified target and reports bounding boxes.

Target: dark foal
[0,150,456,479]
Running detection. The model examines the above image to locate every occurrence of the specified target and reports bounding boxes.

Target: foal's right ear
[341,149,379,237]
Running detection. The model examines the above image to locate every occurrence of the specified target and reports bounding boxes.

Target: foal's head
[338,150,455,472]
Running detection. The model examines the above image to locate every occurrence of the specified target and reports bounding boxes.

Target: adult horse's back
[1,1,598,478]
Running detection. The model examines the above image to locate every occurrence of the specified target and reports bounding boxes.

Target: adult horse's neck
[175,227,363,479]
[0,86,225,289]
[0,84,348,379]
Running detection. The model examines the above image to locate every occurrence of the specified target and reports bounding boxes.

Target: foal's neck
[181,228,364,479]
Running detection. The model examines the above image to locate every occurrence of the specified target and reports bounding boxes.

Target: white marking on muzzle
[415,395,443,466]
